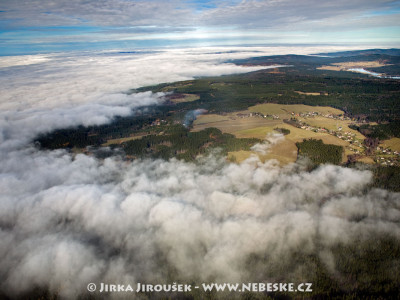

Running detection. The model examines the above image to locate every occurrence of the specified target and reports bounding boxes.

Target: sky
[1,0,400,55]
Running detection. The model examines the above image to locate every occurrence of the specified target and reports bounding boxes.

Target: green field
[233,126,275,139]
[193,113,281,134]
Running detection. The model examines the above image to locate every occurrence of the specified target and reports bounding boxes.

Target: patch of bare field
[381,138,400,151]
[357,156,375,164]
[227,150,253,163]
[318,65,343,71]
[248,103,343,116]
[317,60,389,71]
[103,134,145,146]
[193,114,280,134]
[192,114,231,125]
[228,138,297,165]
[233,126,275,139]
[265,138,298,164]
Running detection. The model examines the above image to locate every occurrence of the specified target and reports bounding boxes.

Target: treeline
[144,64,400,122]
[36,114,163,150]
[327,236,400,298]
[349,121,400,140]
[296,139,343,165]
[372,165,400,192]
[122,125,260,161]
[274,127,290,135]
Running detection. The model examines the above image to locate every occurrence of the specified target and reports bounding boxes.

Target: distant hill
[231,49,400,76]
[314,48,400,57]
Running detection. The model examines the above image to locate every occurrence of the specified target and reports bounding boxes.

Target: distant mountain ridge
[231,48,400,77]
[314,48,400,57]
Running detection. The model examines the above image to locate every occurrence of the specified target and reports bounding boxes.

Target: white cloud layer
[0,48,265,149]
[1,149,399,298]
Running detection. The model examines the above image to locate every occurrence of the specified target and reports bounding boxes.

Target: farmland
[192,103,364,164]
[317,60,389,72]
[382,138,400,152]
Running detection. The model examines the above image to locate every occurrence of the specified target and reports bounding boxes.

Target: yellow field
[228,150,253,163]
[193,114,231,125]
[382,138,400,151]
[277,124,326,142]
[301,116,365,139]
[317,61,389,72]
[191,104,367,165]
[247,103,290,116]
[102,135,144,146]
[193,114,281,134]
[233,126,275,139]
[266,138,298,164]
[248,103,343,116]
[228,138,297,165]
[229,124,345,165]
[357,156,375,164]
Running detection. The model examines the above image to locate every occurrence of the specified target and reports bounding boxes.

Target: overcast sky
[1,0,399,55]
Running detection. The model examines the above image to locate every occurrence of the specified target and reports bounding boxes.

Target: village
[235,109,400,166]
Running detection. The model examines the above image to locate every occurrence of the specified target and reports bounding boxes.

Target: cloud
[0,0,195,28]
[200,0,400,30]
[251,132,285,155]
[2,0,398,30]
[2,1,398,55]
[1,0,398,37]
[1,149,399,298]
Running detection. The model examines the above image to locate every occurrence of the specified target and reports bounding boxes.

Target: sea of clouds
[1,46,399,299]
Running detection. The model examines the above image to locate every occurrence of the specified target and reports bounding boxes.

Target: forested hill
[231,49,400,76]
[314,48,400,57]
[140,58,400,122]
